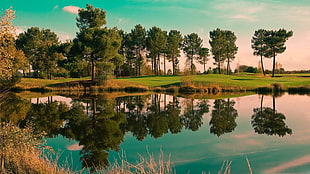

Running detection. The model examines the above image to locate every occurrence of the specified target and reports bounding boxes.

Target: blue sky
[1,0,309,70]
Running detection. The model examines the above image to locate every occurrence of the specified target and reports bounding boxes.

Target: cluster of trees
[0,4,294,88]
[251,29,293,77]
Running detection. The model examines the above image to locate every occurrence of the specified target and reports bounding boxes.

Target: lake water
[2,92,310,173]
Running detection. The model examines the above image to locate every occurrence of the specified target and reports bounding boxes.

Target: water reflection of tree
[22,100,68,137]
[61,96,126,172]
[209,98,238,136]
[251,95,292,137]
[1,93,213,171]
[146,94,169,138]
[181,99,210,131]
[118,95,149,141]
[0,93,31,124]
[118,94,209,139]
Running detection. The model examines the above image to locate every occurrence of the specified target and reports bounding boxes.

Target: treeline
[0,4,294,88]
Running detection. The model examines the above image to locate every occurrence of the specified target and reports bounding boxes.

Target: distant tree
[128,24,146,76]
[264,29,293,77]
[183,33,203,75]
[224,30,238,75]
[16,27,42,77]
[146,26,167,75]
[17,27,62,79]
[252,29,267,76]
[167,30,183,75]
[210,29,238,75]
[209,28,226,74]
[197,47,210,73]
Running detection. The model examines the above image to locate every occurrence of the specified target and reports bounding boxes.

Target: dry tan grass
[0,122,72,174]
[103,150,175,174]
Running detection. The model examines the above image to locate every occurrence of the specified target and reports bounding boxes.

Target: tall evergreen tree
[264,29,293,77]
[17,27,62,79]
[224,30,238,75]
[251,29,267,76]
[76,4,106,32]
[197,47,209,74]
[73,4,122,82]
[183,33,203,75]
[209,28,226,74]
[146,27,167,75]
[167,30,183,75]
[210,29,238,75]
[128,24,146,76]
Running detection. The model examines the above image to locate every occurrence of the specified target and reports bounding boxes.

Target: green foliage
[209,28,238,75]
[76,4,106,31]
[197,47,210,73]
[167,30,183,75]
[146,26,167,75]
[16,27,63,79]
[252,29,268,76]
[183,33,203,75]
[73,4,122,82]
[263,29,293,77]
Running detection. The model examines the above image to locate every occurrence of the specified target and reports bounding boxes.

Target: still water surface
[6,92,310,173]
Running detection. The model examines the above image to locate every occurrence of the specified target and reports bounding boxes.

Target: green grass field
[117,73,310,89]
[15,73,310,91]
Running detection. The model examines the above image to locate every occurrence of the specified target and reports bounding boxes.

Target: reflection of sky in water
[109,94,310,174]
[46,94,310,174]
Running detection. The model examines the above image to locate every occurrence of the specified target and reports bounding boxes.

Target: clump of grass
[0,122,71,174]
[103,150,175,174]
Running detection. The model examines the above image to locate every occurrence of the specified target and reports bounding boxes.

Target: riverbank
[13,73,310,94]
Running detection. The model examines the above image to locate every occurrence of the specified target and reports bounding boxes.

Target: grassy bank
[14,73,310,93]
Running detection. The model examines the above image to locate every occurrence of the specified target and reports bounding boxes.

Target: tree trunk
[203,60,206,73]
[157,53,160,75]
[191,50,194,75]
[164,53,166,75]
[260,54,266,76]
[172,55,175,75]
[227,57,230,75]
[272,95,276,118]
[218,60,221,74]
[272,52,276,77]
[91,59,96,82]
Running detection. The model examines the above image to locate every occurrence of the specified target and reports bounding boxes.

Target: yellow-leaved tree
[0,7,28,88]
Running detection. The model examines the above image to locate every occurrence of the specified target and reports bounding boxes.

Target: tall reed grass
[0,122,71,174]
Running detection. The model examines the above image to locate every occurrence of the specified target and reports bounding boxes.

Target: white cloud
[15,27,25,35]
[54,5,59,9]
[62,6,81,14]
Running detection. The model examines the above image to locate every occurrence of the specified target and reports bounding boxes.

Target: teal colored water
[41,93,310,174]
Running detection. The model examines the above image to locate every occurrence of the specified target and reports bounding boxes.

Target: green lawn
[15,74,310,90]
[116,73,310,89]
[15,77,90,89]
